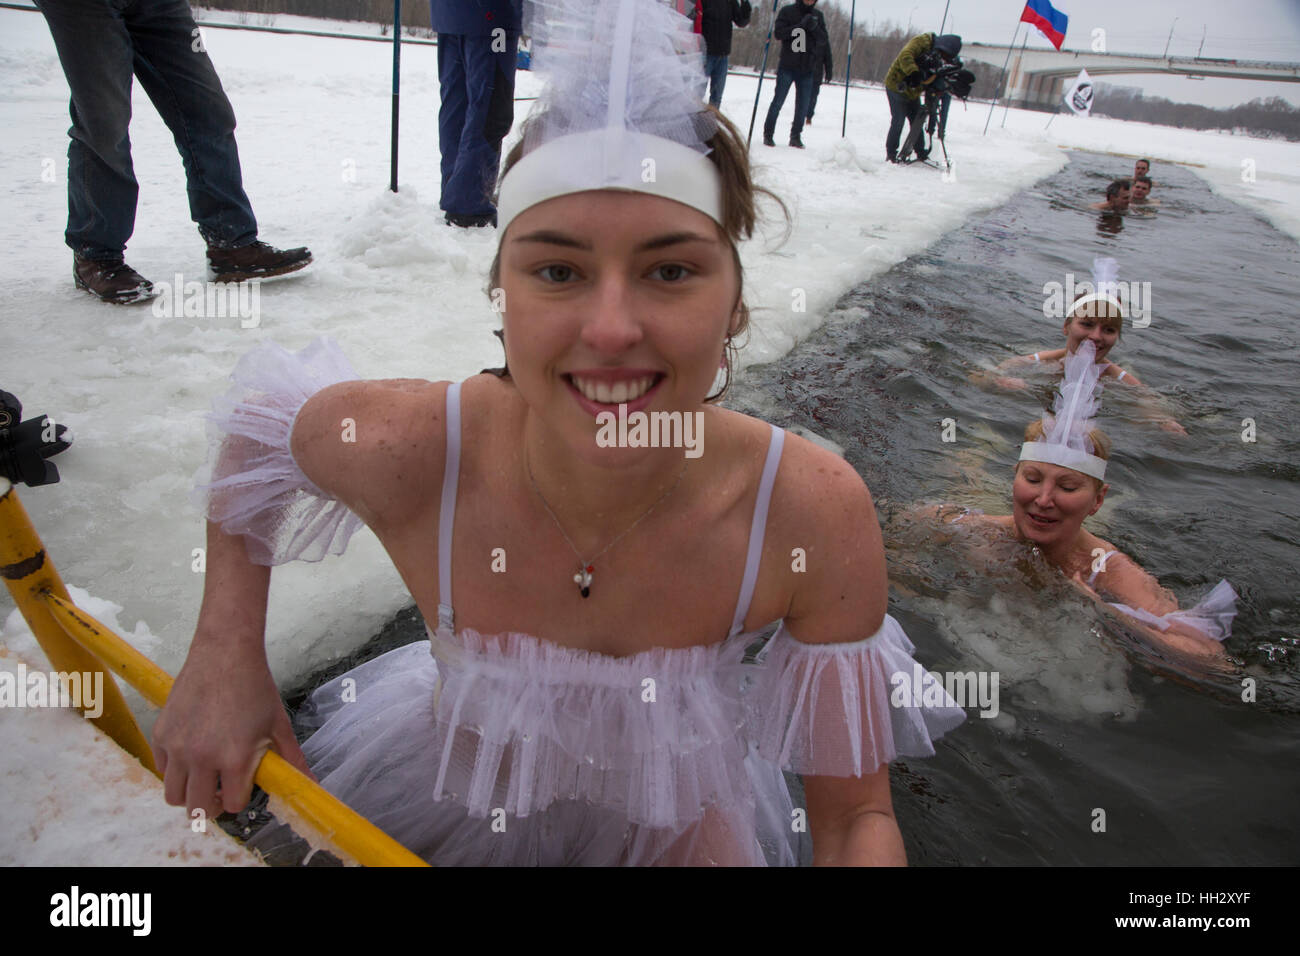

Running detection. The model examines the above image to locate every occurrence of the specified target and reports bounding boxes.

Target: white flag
[1064,68,1093,116]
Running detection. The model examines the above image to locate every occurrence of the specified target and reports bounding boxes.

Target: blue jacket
[430,0,522,36]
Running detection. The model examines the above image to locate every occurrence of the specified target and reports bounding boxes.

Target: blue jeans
[763,68,813,141]
[34,0,258,260]
[436,32,517,218]
[704,54,728,108]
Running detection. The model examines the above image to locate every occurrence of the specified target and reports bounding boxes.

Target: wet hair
[1105,178,1132,200]
[1133,175,1152,187]
[1135,157,1151,168]
[486,107,787,402]
[1019,419,1112,489]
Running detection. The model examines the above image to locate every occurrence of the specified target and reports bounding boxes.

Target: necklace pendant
[573,565,594,599]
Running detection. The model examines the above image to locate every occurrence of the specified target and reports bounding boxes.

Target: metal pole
[1162,17,1178,59]
[747,0,782,147]
[390,0,401,193]
[939,0,951,34]
[1001,31,1028,127]
[983,21,1020,135]
[841,0,855,138]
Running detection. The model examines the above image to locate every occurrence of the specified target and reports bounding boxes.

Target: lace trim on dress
[421,624,758,830]
[196,338,364,565]
[747,616,967,777]
[1108,579,1238,642]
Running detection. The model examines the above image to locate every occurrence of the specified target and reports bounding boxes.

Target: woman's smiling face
[1012,460,1108,550]
[1064,310,1121,363]
[498,190,740,456]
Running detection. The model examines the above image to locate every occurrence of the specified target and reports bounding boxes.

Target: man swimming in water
[1090,179,1131,212]
[1134,157,1150,181]
[1131,176,1158,205]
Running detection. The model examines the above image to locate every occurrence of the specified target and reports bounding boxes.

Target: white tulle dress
[200,339,966,866]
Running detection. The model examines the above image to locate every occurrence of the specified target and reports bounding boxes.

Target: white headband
[497,128,724,235]
[1069,293,1126,320]
[1019,442,1107,481]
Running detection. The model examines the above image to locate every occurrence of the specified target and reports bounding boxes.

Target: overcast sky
[818,0,1300,109]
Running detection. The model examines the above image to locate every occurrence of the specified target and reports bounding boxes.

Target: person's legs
[790,70,812,141]
[125,0,257,247]
[763,68,794,141]
[34,0,139,260]
[437,33,469,206]
[441,33,516,221]
[885,89,913,160]
[807,75,821,121]
[704,54,728,108]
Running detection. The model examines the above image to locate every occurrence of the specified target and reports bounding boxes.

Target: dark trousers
[808,75,823,119]
[34,0,258,260]
[885,89,922,160]
[763,68,813,141]
[704,54,729,108]
[436,32,517,218]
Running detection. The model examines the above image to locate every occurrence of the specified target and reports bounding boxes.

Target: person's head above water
[1104,178,1132,209]
[1013,417,1112,551]
[1062,257,1126,361]
[1131,176,1152,201]
[1064,293,1124,361]
[1134,157,1150,178]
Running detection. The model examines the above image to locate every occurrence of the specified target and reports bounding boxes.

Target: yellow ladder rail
[1,477,428,867]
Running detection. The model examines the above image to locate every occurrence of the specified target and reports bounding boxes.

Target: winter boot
[207,240,312,283]
[73,255,155,304]
[789,135,805,149]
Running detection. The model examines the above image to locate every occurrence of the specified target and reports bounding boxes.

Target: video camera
[0,390,72,487]
[917,49,975,100]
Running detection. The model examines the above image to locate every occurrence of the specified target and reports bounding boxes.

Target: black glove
[905,70,923,89]
[801,13,818,29]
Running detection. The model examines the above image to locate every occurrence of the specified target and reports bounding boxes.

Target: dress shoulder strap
[1087,549,1120,588]
[437,382,463,630]
[730,424,786,636]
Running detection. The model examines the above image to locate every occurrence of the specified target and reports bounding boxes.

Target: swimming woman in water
[938,342,1233,662]
[988,260,1186,435]
[151,0,962,866]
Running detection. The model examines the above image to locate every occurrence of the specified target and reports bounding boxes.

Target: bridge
[961,43,1300,111]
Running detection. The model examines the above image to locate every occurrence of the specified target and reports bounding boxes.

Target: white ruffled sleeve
[1109,579,1238,642]
[196,337,364,565]
[747,615,967,778]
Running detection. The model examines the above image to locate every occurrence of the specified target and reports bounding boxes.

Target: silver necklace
[525,453,688,599]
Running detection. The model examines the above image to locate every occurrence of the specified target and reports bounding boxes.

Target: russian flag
[1020,0,1068,50]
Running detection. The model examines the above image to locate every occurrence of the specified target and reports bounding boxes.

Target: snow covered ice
[2,6,1299,863]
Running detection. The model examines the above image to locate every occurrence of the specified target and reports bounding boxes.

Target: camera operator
[883,33,962,164]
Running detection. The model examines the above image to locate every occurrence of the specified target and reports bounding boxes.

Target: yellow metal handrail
[0,477,428,867]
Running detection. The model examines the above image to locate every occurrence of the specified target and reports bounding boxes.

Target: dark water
[726,150,1300,865]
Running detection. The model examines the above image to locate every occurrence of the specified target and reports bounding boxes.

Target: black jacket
[699,0,752,57]
[774,1,830,75]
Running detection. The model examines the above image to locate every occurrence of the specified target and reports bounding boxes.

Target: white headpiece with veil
[496,0,723,232]
[1019,339,1108,480]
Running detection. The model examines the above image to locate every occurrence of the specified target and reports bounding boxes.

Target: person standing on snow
[761,0,830,149]
[32,0,311,304]
[695,0,753,109]
[883,32,961,164]
[431,0,522,228]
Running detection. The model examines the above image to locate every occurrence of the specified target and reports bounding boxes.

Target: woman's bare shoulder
[751,424,889,642]
[290,376,454,527]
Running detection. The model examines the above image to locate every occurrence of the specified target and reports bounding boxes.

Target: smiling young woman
[151,0,964,866]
